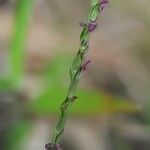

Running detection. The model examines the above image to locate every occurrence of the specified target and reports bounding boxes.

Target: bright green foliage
[29,54,138,115]
[0,0,34,91]
[9,0,34,86]
[5,121,30,150]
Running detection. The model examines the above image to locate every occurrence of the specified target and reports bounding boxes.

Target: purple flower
[45,143,53,150]
[55,143,62,150]
[100,0,109,11]
[88,21,97,32]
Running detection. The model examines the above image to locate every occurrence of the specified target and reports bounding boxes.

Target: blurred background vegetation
[0,0,150,150]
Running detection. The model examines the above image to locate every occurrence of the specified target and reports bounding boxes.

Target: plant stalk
[49,0,103,149]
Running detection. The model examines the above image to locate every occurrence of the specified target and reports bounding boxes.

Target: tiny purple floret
[55,143,62,150]
[100,0,109,11]
[88,21,97,32]
[45,143,53,150]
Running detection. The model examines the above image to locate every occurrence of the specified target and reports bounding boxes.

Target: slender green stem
[50,0,100,147]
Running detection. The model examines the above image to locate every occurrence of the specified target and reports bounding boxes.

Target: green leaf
[5,121,30,150]
[9,0,34,86]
